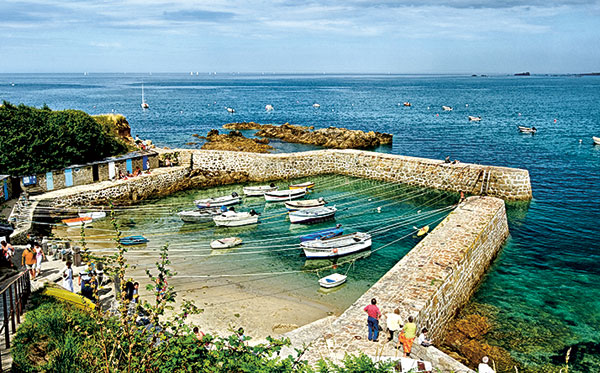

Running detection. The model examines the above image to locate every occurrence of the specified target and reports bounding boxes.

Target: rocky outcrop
[223,122,392,149]
[440,305,516,371]
[198,130,273,153]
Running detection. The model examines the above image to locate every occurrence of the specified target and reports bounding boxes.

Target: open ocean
[1,73,599,371]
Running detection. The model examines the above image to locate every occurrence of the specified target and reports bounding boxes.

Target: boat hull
[243,185,278,196]
[593,136,600,145]
[210,237,243,249]
[178,208,221,223]
[213,213,258,227]
[285,199,326,211]
[195,195,240,209]
[289,207,337,224]
[78,212,106,220]
[264,189,306,202]
[289,182,314,190]
[302,233,372,259]
[62,217,92,227]
[319,274,347,288]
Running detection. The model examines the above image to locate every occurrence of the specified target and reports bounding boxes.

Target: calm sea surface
[1,73,599,371]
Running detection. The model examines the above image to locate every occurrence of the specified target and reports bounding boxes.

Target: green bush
[0,102,130,175]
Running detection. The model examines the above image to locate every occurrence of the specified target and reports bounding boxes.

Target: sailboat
[141,84,149,109]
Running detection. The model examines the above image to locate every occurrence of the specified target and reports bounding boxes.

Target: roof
[0,175,9,181]
[62,150,158,169]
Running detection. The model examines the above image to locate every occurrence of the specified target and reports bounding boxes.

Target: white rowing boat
[289,206,337,224]
[213,210,259,227]
[78,211,106,220]
[518,126,537,134]
[468,116,481,121]
[318,273,347,288]
[442,105,453,111]
[285,198,326,211]
[593,136,600,145]
[264,188,307,202]
[210,237,243,249]
[178,207,221,223]
[289,181,314,190]
[301,232,372,259]
[195,193,240,209]
[243,184,277,196]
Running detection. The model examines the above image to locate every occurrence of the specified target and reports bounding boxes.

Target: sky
[1,0,599,74]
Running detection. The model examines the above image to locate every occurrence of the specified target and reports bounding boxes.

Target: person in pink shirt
[363,298,381,342]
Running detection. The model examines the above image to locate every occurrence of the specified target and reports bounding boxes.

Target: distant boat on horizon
[141,83,149,109]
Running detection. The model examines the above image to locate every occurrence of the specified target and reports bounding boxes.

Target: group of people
[20,242,46,280]
[363,298,431,357]
[134,135,153,150]
[117,165,147,180]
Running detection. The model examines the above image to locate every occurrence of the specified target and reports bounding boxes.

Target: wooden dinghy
[417,225,430,237]
[468,116,481,121]
[210,237,243,249]
[299,224,343,242]
[285,198,326,211]
[318,273,347,288]
[289,181,315,190]
[518,125,537,133]
[243,184,278,197]
[195,192,240,209]
[289,206,337,224]
[178,207,221,223]
[301,232,371,259]
[264,188,307,202]
[213,210,259,227]
[62,217,92,227]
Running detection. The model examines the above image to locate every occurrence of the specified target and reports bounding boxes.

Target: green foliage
[11,294,98,373]
[0,102,129,175]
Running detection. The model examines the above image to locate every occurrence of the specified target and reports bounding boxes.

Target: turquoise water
[2,73,600,370]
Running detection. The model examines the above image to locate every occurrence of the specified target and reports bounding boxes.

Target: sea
[1,73,599,371]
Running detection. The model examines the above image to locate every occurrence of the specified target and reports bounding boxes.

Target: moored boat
[210,237,243,249]
[593,136,600,145]
[442,105,453,111]
[299,224,343,242]
[243,184,277,196]
[178,207,221,223]
[318,273,347,288]
[285,198,326,211]
[289,181,314,190]
[62,217,92,227]
[195,193,240,209]
[213,210,259,227]
[289,206,337,224]
[264,188,306,202]
[417,225,430,237]
[78,211,106,220]
[468,116,481,121]
[403,102,412,107]
[301,232,372,259]
[518,126,537,133]
[120,235,149,245]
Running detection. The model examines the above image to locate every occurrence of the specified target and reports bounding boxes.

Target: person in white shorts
[62,261,74,292]
[34,243,45,277]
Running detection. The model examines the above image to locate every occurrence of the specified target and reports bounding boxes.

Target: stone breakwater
[191,149,532,200]
[223,122,393,149]
[300,196,507,371]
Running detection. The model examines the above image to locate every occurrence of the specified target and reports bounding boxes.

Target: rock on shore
[223,122,392,149]
[198,129,273,153]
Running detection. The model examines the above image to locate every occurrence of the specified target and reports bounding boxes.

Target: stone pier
[299,196,508,371]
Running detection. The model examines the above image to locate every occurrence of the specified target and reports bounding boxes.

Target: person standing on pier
[21,244,37,280]
[62,261,74,292]
[385,308,402,342]
[398,316,417,357]
[363,298,381,342]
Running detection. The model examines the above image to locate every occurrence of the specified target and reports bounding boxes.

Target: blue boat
[120,235,149,245]
[299,224,343,242]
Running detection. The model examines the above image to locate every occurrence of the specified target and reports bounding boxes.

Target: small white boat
[319,273,347,288]
[226,107,235,113]
[178,207,221,223]
[468,116,481,121]
[213,210,259,227]
[264,188,306,202]
[141,83,149,109]
[289,181,314,190]
[312,103,320,108]
[518,125,537,134]
[265,104,274,111]
[285,198,326,211]
[289,206,337,224]
[301,232,372,259]
[78,211,106,220]
[243,184,277,197]
[403,102,412,107]
[195,193,240,209]
[62,217,93,227]
[442,105,453,111]
[210,237,243,249]
[593,136,600,145]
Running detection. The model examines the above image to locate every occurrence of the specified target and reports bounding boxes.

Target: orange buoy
[333,248,338,254]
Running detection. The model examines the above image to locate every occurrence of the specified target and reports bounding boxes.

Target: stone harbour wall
[190,149,532,200]
[301,196,508,371]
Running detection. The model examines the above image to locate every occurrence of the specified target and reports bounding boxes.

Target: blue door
[64,168,73,187]
[2,180,7,201]
[46,172,54,191]
[142,156,149,171]
[126,159,133,174]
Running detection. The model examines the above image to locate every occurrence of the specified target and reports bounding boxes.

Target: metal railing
[0,270,31,372]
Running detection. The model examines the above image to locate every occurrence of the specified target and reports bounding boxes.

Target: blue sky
[1,0,599,73]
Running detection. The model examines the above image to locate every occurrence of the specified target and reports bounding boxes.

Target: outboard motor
[249,209,260,216]
[220,205,228,213]
[231,192,238,198]
[269,183,276,188]
[228,206,236,212]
